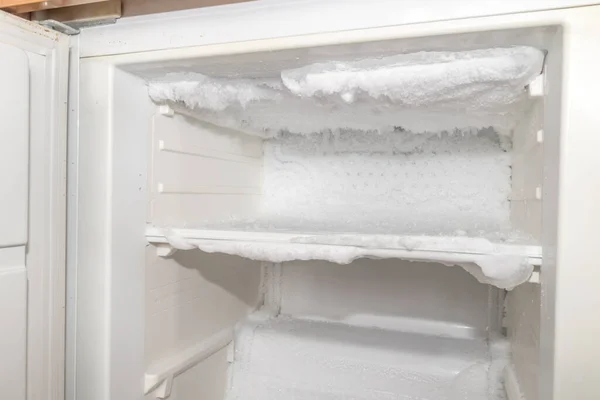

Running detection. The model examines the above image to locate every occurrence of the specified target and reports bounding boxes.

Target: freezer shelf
[146,227,541,288]
[228,316,506,400]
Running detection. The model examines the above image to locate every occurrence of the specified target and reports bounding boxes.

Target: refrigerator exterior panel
[79,0,600,57]
[0,10,69,400]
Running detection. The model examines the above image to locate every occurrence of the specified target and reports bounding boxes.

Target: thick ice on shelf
[149,46,544,136]
[151,227,538,289]
[227,316,509,400]
[280,47,542,104]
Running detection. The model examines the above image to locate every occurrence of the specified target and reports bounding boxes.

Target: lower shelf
[229,316,507,400]
[504,364,528,400]
[145,327,233,399]
[146,227,541,289]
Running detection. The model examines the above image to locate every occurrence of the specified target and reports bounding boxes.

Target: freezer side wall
[76,64,153,400]
[506,284,541,400]
[149,113,263,228]
[77,61,264,400]
[144,250,261,400]
[144,347,230,400]
[511,99,543,241]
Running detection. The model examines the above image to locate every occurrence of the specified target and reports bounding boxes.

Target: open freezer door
[0,10,69,400]
[0,39,30,400]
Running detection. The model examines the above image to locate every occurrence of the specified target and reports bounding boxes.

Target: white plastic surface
[0,42,29,247]
[0,40,28,400]
[504,364,526,400]
[149,112,262,227]
[79,0,599,57]
[145,327,233,397]
[0,267,27,400]
[528,73,546,98]
[511,96,544,241]
[157,348,230,400]
[0,12,70,400]
[549,11,600,399]
[278,259,494,338]
[506,283,541,400]
[145,247,262,400]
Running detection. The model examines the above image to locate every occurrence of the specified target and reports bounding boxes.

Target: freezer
[1,2,600,400]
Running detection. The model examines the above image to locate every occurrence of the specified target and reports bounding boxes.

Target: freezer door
[0,11,69,400]
[0,38,30,400]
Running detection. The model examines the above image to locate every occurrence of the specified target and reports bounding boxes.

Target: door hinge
[37,19,80,35]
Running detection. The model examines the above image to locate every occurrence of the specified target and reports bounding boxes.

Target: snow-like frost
[227,316,510,400]
[148,76,282,111]
[259,129,511,236]
[280,47,544,107]
[148,46,544,137]
[163,234,534,290]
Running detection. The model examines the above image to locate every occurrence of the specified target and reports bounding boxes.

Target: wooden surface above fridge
[121,0,251,17]
[1,0,251,16]
[0,0,107,13]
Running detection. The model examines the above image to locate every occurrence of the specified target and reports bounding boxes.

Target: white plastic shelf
[145,327,233,399]
[146,227,541,289]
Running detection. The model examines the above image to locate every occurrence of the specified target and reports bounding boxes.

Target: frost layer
[260,129,511,236]
[162,233,535,290]
[227,316,509,400]
[149,46,544,137]
[281,47,543,106]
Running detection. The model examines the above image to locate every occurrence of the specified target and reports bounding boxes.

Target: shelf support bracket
[528,72,545,97]
[155,243,177,258]
[153,375,173,399]
[528,270,541,284]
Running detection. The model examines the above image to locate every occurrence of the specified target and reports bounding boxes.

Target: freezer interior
[112,25,558,400]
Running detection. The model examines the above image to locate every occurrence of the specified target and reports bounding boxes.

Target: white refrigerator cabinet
[0,11,69,400]
[1,2,600,400]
